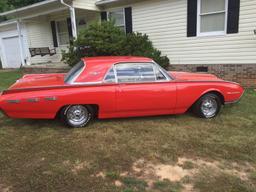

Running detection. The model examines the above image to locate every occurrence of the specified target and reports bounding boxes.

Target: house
[0,0,255,86]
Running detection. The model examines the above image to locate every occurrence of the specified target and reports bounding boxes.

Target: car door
[114,62,177,116]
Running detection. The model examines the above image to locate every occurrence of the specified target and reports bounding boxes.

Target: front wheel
[193,93,222,118]
[61,105,94,128]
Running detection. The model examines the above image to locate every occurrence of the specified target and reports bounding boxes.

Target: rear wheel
[61,105,94,128]
[193,93,222,118]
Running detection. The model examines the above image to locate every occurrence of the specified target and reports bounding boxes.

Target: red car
[0,56,244,128]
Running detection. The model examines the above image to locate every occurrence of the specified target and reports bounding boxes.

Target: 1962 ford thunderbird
[0,56,244,128]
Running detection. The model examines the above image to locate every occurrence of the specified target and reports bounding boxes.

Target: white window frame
[107,8,126,32]
[197,0,228,37]
[55,19,70,46]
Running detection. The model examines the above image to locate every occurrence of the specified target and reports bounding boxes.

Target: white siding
[25,10,99,64]
[73,0,99,11]
[25,17,61,64]
[130,0,256,64]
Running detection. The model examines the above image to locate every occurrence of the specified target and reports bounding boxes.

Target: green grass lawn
[0,70,256,192]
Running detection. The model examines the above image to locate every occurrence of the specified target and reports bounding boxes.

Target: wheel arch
[55,104,99,119]
[189,89,225,111]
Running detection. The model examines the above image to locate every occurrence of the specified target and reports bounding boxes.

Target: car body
[0,56,244,127]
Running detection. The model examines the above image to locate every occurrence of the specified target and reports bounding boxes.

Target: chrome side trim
[27,98,40,103]
[6,99,20,104]
[72,81,103,85]
[45,96,57,101]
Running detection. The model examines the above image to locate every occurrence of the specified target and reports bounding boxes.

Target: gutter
[59,0,73,9]
[95,0,121,6]
[0,20,17,27]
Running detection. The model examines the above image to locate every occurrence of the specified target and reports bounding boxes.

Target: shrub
[62,21,170,68]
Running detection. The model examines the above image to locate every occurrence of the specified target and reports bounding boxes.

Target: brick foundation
[169,64,256,88]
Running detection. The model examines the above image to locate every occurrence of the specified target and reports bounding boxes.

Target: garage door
[2,36,22,68]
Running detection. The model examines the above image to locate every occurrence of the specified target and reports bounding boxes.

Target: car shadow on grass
[0,104,239,130]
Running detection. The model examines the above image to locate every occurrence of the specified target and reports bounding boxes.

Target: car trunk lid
[8,73,66,90]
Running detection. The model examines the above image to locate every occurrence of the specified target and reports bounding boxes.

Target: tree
[0,0,13,13]
[0,0,44,13]
[62,21,170,69]
[0,0,44,21]
[7,0,44,9]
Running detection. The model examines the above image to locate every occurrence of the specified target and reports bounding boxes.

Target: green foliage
[105,171,120,180]
[125,32,170,69]
[0,0,43,21]
[62,21,170,68]
[121,177,147,191]
[8,0,43,8]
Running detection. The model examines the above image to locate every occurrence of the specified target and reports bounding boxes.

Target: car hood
[8,73,66,90]
[169,71,223,81]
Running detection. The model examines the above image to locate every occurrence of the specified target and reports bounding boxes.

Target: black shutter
[50,21,58,47]
[187,0,197,37]
[227,0,240,34]
[125,7,133,33]
[101,12,107,21]
[67,17,73,39]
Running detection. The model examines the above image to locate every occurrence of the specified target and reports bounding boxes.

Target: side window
[104,67,116,83]
[116,63,156,83]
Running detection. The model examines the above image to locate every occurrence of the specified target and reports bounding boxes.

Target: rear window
[64,61,84,84]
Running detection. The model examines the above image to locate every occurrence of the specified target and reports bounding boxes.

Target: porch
[0,0,100,69]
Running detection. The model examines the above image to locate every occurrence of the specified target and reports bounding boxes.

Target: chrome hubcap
[201,98,218,118]
[66,105,89,126]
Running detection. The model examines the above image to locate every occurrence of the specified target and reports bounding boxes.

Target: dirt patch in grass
[88,157,256,191]
[71,160,89,174]
[95,157,256,191]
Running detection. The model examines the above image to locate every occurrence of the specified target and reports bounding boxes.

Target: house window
[56,20,69,45]
[108,9,125,31]
[198,0,227,35]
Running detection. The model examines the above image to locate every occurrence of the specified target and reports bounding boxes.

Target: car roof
[82,56,153,66]
[76,56,153,83]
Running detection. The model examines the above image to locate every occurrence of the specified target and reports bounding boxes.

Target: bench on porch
[29,47,56,57]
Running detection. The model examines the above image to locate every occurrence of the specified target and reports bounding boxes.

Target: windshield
[64,61,84,84]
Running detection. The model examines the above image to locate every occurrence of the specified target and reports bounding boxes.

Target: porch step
[22,63,70,74]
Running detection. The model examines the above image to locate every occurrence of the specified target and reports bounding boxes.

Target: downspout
[59,0,77,39]
[16,20,26,67]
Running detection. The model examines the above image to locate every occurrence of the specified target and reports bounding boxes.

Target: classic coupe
[0,56,244,128]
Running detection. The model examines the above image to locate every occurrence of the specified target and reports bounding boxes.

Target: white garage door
[2,36,22,68]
